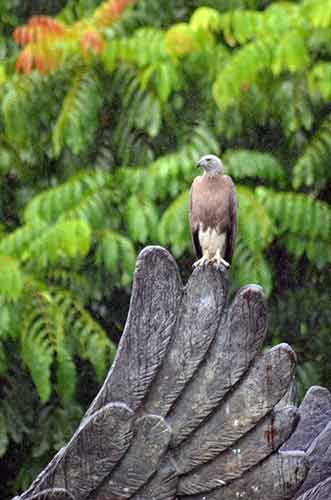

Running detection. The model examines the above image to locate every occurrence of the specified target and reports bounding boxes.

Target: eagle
[189,154,238,269]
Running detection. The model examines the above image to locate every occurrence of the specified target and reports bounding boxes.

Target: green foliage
[232,238,273,296]
[256,187,331,268]
[223,150,286,186]
[293,114,331,189]
[0,255,23,300]
[0,0,330,497]
[24,169,112,225]
[159,191,191,257]
[53,68,104,157]
[97,231,136,286]
[269,284,331,398]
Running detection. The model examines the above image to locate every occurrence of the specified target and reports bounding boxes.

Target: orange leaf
[16,47,33,74]
[111,0,135,16]
[81,30,105,56]
[13,16,65,46]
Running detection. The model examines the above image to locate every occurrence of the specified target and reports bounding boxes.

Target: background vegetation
[0,0,330,497]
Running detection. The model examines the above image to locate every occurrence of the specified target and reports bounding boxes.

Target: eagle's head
[197,154,224,175]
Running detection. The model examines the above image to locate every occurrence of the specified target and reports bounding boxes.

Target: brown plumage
[189,154,237,268]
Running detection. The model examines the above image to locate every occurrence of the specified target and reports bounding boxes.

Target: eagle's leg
[193,254,209,268]
[212,248,230,269]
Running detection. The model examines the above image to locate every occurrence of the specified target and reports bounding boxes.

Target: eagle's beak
[197,159,205,168]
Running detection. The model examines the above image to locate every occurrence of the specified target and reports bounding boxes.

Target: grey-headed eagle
[189,154,238,269]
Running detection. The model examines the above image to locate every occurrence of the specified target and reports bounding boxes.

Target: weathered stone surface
[142,265,227,417]
[297,478,331,500]
[92,415,171,499]
[167,284,267,447]
[275,379,298,413]
[132,457,178,500]
[295,422,331,498]
[85,246,182,417]
[52,403,133,498]
[282,386,331,453]
[173,344,297,473]
[18,403,134,500]
[25,491,74,500]
[178,406,299,495]
[15,247,327,500]
[182,452,309,500]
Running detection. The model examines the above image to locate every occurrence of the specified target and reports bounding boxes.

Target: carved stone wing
[13,247,331,500]
[281,386,331,500]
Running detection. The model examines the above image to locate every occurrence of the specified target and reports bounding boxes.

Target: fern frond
[52,290,115,381]
[301,0,331,28]
[2,86,30,149]
[213,37,276,109]
[2,72,65,155]
[53,310,77,403]
[282,234,331,269]
[0,341,8,376]
[224,150,286,186]
[0,255,24,301]
[47,270,90,300]
[102,28,167,72]
[190,7,222,33]
[24,169,111,225]
[271,77,315,136]
[21,292,55,402]
[272,29,310,75]
[237,187,275,252]
[217,3,303,45]
[0,223,46,259]
[293,115,331,189]
[308,62,331,100]
[125,195,159,243]
[0,410,9,457]
[232,237,273,296]
[21,219,92,270]
[212,0,320,112]
[96,231,136,287]
[159,191,191,258]
[52,68,104,157]
[58,189,113,230]
[22,283,115,401]
[124,124,220,201]
[256,187,331,266]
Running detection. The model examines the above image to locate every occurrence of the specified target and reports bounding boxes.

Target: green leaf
[190,7,221,33]
[232,239,273,296]
[97,231,119,273]
[293,115,331,189]
[126,195,149,243]
[0,411,9,457]
[52,69,103,157]
[237,186,275,252]
[159,191,191,257]
[0,255,23,301]
[224,150,286,186]
[21,219,92,270]
[57,346,76,402]
[0,342,8,376]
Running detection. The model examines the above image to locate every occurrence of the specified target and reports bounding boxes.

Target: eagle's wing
[224,175,238,265]
[189,180,202,259]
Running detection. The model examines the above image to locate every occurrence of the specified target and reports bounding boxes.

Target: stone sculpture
[13,247,331,500]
